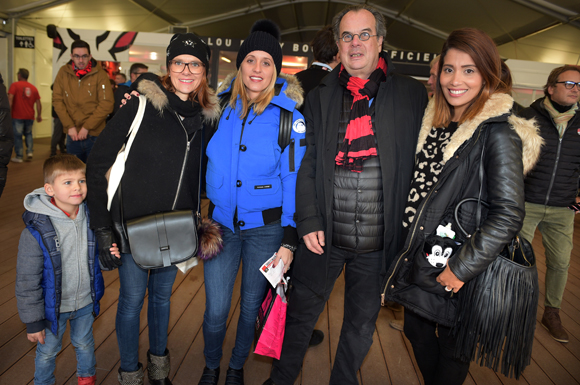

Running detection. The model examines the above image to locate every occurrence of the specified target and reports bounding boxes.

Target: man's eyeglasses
[556,81,580,90]
[169,60,204,74]
[340,32,378,43]
[72,54,90,60]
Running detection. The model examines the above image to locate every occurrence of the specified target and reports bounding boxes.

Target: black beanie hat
[237,20,283,74]
[166,33,211,70]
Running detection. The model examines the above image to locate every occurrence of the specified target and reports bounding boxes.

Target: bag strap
[107,95,146,210]
[453,128,489,238]
[278,109,293,151]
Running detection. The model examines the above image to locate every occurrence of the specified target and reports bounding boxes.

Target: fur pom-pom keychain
[197,217,224,260]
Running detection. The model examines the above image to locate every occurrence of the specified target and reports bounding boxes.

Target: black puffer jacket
[332,92,384,252]
[0,77,13,197]
[87,78,220,231]
[382,93,543,326]
[520,97,580,207]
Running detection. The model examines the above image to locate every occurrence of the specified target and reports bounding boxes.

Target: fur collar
[217,72,304,109]
[417,93,543,175]
[137,79,221,123]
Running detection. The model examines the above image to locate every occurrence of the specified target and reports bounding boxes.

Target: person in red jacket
[8,68,41,162]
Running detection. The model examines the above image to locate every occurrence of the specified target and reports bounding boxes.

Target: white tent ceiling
[1,0,580,65]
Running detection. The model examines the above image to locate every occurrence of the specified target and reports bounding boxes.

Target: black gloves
[95,227,122,270]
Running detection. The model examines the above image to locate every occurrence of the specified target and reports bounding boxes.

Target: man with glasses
[263,5,427,385]
[53,40,113,162]
[519,65,580,344]
[113,63,148,117]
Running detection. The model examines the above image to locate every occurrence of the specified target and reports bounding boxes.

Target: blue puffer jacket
[206,73,306,238]
[19,204,104,335]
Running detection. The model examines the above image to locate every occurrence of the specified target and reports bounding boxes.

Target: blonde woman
[199,20,306,385]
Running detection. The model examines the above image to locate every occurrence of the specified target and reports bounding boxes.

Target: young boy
[15,154,120,385]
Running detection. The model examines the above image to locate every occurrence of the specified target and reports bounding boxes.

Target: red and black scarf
[335,57,387,172]
[72,60,92,78]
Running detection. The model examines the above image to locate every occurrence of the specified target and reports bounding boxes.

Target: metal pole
[7,17,16,85]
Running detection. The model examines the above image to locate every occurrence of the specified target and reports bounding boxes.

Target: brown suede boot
[541,306,569,343]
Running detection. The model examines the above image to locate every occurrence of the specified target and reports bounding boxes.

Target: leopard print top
[403,121,458,229]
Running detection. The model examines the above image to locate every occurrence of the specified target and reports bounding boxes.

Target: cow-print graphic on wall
[403,122,458,228]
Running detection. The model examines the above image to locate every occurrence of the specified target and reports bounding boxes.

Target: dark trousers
[404,308,470,385]
[270,246,382,385]
[50,117,66,156]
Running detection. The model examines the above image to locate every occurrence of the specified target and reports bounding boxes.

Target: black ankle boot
[198,366,220,385]
[225,367,244,385]
[147,349,172,384]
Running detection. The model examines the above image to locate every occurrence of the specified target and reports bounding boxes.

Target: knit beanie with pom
[236,20,283,74]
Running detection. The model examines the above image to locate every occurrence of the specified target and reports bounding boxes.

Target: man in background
[114,73,127,86]
[427,55,440,97]
[113,63,148,116]
[53,40,114,163]
[295,25,339,113]
[8,68,41,162]
[519,65,580,344]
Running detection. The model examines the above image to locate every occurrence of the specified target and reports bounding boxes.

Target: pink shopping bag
[254,283,288,359]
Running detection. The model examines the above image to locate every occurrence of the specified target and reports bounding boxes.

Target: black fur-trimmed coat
[382,93,543,326]
[86,78,220,230]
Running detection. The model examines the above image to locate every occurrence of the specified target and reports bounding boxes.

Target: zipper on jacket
[173,112,197,209]
[380,128,483,304]
[544,136,563,205]
[102,84,106,99]
[36,230,61,334]
[65,90,69,98]
[289,138,295,172]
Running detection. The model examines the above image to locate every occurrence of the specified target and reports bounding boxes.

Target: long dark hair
[433,28,512,127]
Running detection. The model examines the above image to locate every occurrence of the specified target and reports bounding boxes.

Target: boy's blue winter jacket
[17,202,104,336]
[206,73,306,235]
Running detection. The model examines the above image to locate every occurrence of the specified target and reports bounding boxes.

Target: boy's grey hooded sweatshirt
[17,187,92,317]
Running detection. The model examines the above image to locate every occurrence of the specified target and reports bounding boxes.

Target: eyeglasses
[556,81,580,90]
[340,32,378,43]
[72,54,90,60]
[169,60,204,74]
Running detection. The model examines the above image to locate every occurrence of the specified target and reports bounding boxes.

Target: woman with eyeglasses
[86,34,219,385]
[198,20,306,385]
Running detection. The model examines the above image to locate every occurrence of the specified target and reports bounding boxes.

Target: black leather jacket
[382,93,542,326]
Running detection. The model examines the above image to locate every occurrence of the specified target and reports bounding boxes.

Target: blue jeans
[116,253,177,372]
[67,134,97,163]
[203,222,284,370]
[12,119,34,158]
[34,303,96,385]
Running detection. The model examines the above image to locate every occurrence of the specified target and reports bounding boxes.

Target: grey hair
[332,4,386,47]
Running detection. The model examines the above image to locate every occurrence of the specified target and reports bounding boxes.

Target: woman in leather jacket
[381,28,542,385]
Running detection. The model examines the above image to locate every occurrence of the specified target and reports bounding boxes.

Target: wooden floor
[1,138,579,385]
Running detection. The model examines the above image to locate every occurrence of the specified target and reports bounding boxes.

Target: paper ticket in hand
[259,253,285,288]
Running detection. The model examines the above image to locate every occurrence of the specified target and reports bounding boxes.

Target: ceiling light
[221,56,231,63]
[150,52,158,60]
